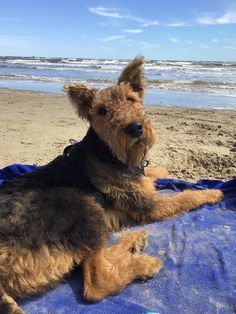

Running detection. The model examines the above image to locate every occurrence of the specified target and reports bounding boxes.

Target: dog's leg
[140,188,223,222]
[145,166,169,180]
[112,230,148,254]
[0,285,24,314]
[82,231,162,301]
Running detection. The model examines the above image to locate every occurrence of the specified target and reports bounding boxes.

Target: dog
[0,57,223,313]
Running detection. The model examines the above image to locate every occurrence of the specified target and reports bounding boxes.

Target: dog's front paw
[202,189,223,204]
[135,255,163,280]
[128,230,148,254]
[12,309,25,314]
[145,166,169,179]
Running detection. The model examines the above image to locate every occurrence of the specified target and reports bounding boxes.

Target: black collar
[63,128,147,176]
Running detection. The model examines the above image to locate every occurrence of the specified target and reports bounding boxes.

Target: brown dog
[0,57,223,313]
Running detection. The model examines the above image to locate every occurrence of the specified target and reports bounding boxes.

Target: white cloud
[123,29,143,34]
[197,15,216,25]
[217,11,236,24]
[88,7,123,19]
[167,22,190,27]
[88,6,159,27]
[142,21,159,27]
[102,35,125,42]
[211,38,219,42]
[222,37,236,43]
[197,10,236,25]
[169,38,179,43]
[140,42,160,49]
[225,46,236,50]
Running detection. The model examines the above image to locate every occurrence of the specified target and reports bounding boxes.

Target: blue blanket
[0,164,235,314]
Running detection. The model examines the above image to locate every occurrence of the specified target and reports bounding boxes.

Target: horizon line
[0,54,236,63]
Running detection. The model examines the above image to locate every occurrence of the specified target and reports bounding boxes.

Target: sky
[1,0,236,60]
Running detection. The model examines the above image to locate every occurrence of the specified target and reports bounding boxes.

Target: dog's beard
[107,124,156,169]
[126,141,148,169]
[109,137,150,169]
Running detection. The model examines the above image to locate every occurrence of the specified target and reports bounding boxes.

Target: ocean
[0,56,235,109]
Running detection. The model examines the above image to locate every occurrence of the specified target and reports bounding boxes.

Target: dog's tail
[0,285,24,314]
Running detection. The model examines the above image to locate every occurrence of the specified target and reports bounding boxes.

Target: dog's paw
[145,166,169,179]
[12,309,25,314]
[128,230,148,254]
[201,189,224,204]
[136,255,163,280]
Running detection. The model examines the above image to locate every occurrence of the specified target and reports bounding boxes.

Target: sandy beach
[0,88,235,181]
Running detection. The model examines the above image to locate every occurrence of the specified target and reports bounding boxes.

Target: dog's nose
[125,122,143,138]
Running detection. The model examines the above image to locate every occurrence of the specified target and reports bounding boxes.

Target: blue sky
[1,0,236,60]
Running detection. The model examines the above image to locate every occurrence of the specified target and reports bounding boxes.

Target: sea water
[0,56,235,109]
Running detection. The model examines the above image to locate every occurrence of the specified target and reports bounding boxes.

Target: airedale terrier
[0,57,223,313]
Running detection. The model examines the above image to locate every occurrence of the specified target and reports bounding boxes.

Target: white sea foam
[0,56,236,105]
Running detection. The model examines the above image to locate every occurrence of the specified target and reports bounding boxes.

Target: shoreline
[1,81,236,109]
[0,88,235,181]
[1,87,235,111]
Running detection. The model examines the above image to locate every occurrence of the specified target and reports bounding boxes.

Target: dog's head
[64,57,156,168]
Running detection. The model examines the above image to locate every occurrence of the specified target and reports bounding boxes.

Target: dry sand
[0,88,235,181]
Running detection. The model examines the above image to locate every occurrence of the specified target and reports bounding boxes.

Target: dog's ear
[118,56,145,98]
[64,84,96,120]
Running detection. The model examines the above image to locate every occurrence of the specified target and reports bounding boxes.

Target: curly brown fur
[0,57,223,313]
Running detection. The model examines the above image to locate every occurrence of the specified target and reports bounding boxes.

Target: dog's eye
[127,97,135,103]
[98,107,107,116]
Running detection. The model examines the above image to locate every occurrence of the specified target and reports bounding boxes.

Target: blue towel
[0,164,235,314]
